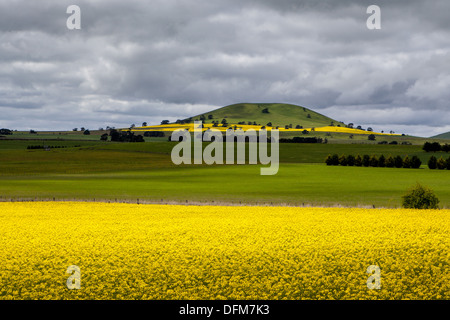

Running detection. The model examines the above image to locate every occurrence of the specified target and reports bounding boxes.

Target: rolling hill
[188,103,345,128]
[431,131,450,139]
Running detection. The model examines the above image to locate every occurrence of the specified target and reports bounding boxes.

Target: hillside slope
[188,103,345,128]
[431,131,450,139]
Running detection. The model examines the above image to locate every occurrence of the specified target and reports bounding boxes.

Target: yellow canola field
[0,202,449,300]
[130,123,399,135]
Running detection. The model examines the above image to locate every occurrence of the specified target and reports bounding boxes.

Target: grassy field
[1,202,449,300]
[1,137,449,207]
[1,164,450,208]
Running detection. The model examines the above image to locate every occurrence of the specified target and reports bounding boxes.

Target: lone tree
[402,183,440,209]
[368,134,376,141]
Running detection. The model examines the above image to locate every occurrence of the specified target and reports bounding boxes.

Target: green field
[1,137,449,208]
[1,164,450,208]
[0,139,438,173]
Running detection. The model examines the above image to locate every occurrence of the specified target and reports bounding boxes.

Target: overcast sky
[1,0,449,137]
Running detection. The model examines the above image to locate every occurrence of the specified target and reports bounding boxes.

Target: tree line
[326,153,450,170]
[325,154,422,168]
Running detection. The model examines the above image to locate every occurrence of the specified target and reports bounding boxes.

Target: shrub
[354,155,362,167]
[378,155,386,167]
[403,155,411,169]
[325,155,333,166]
[346,154,355,166]
[362,155,370,167]
[394,156,403,168]
[330,154,340,166]
[410,156,422,169]
[436,157,446,170]
[385,155,395,168]
[339,154,347,166]
[402,183,440,209]
[428,156,437,169]
[369,155,378,167]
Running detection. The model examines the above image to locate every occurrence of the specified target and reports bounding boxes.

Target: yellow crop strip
[130,123,399,135]
[0,202,449,300]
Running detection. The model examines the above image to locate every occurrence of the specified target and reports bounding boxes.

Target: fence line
[0,195,408,209]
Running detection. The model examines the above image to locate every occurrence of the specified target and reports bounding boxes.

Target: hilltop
[188,103,345,128]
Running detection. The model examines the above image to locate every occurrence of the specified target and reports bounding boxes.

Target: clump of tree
[402,183,440,209]
[0,128,13,135]
[109,129,144,142]
[423,142,450,152]
[100,133,108,141]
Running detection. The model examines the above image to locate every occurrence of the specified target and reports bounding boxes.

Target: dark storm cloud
[0,0,449,136]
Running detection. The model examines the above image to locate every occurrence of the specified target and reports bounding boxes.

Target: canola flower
[130,123,399,135]
[0,202,448,300]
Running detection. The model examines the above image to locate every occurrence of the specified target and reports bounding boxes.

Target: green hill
[431,131,450,139]
[188,103,345,128]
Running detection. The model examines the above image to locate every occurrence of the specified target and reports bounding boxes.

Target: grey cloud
[0,0,449,135]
